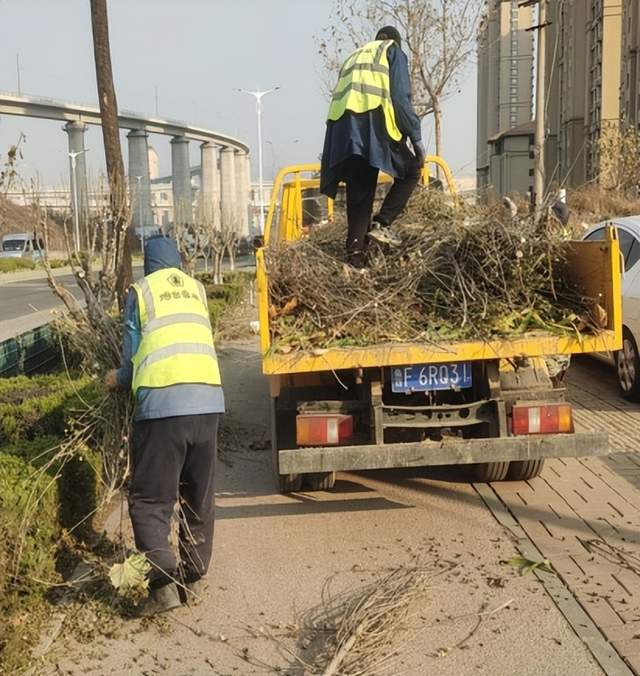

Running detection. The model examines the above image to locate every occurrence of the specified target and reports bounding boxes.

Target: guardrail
[0,323,59,377]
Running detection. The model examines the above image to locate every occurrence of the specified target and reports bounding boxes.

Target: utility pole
[16,54,21,95]
[522,0,549,218]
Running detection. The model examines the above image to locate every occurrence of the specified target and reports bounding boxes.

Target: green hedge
[0,373,99,445]
[0,372,103,670]
[0,258,35,273]
[196,271,252,329]
[0,451,60,670]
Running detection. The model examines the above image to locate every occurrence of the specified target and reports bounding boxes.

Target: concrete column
[127,130,153,238]
[220,147,237,232]
[234,151,250,237]
[170,135,192,226]
[64,121,89,227]
[200,142,220,230]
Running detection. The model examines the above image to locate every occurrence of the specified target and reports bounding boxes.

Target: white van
[0,233,45,261]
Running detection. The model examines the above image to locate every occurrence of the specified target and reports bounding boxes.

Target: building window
[160,192,168,201]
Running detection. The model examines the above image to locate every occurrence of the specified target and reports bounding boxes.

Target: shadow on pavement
[216,493,410,520]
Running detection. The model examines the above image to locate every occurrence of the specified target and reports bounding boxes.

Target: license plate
[391,362,473,393]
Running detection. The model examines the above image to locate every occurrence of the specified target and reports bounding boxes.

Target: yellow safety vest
[327,39,402,142]
[131,268,221,395]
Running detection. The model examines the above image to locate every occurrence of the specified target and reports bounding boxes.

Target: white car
[584,216,640,399]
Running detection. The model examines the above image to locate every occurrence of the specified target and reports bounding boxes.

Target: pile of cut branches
[266,190,603,352]
[36,189,133,505]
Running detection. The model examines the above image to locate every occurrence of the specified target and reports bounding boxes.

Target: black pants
[129,413,219,589]
[344,151,421,264]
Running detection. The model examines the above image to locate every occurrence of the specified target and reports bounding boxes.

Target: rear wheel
[507,459,545,481]
[472,461,510,482]
[304,472,336,491]
[270,398,302,494]
[615,328,640,401]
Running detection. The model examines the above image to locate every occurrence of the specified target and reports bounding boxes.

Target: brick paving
[492,357,640,673]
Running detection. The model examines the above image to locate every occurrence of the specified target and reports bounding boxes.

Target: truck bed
[257,235,622,376]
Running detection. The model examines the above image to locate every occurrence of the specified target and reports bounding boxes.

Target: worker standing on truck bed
[320,26,426,269]
[105,235,224,616]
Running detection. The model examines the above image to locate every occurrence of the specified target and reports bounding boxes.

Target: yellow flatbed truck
[256,161,623,493]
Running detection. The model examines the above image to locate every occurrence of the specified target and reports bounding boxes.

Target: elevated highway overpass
[0,91,251,236]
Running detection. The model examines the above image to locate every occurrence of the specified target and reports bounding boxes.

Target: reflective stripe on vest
[131,268,221,394]
[327,40,402,142]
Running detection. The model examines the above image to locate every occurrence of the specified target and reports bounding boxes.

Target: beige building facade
[545,0,624,187]
[621,0,640,129]
[477,0,534,194]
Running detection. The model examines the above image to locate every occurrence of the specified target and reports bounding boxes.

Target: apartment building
[476,0,534,194]
[545,0,623,187]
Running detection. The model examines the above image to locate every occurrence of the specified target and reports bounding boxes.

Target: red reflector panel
[512,403,573,435]
[296,414,353,446]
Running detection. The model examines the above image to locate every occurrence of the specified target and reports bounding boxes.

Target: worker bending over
[320,25,425,268]
[106,235,223,616]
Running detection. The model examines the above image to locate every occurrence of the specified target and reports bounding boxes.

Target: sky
[0,0,477,187]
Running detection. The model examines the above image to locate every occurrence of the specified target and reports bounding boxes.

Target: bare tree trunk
[90,0,132,301]
[433,98,443,160]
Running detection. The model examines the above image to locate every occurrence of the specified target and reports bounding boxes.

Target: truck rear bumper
[279,432,609,474]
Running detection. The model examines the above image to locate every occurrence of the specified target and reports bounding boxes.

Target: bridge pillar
[64,121,89,230]
[200,142,220,230]
[234,151,251,238]
[126,130,153,242]
[170,135,192,226]
[220,147,237,233]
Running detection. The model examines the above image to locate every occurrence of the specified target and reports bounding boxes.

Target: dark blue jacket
[116,236,224,421]
[320,43,422,197]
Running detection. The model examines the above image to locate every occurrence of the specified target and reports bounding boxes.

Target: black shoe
[136,583,181,617]
[347,251,367,269]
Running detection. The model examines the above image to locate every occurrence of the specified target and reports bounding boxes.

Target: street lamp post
[67,149,88,253]
[135,175,144,253]
[236,87,280,234]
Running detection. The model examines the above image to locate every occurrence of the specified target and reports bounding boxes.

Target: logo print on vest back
[167,273,184,288]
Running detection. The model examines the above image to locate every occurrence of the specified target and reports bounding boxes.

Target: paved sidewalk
[45,341,601,676]
[491,357,640,674]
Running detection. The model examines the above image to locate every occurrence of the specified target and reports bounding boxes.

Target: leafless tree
[598,120,640,197]
[0,134,25,194]
[210,231,225,285]
[90,0,132,301]
[317,0,479,157]
[174,221,211,276]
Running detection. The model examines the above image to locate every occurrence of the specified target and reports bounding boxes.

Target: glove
[412,139,426,167]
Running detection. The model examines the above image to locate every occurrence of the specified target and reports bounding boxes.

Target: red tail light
[512,403,573,435]
[296,414,353,446]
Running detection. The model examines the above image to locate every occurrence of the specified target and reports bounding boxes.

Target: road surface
[40,344,640,676]
[0,258,254,325]
[0,273,82,322]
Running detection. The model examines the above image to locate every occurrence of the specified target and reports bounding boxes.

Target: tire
[507,459,545,481]
[270,398,302,494]
[615,327,640,401]
[304,472,336,491]
[472,461,510,482]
